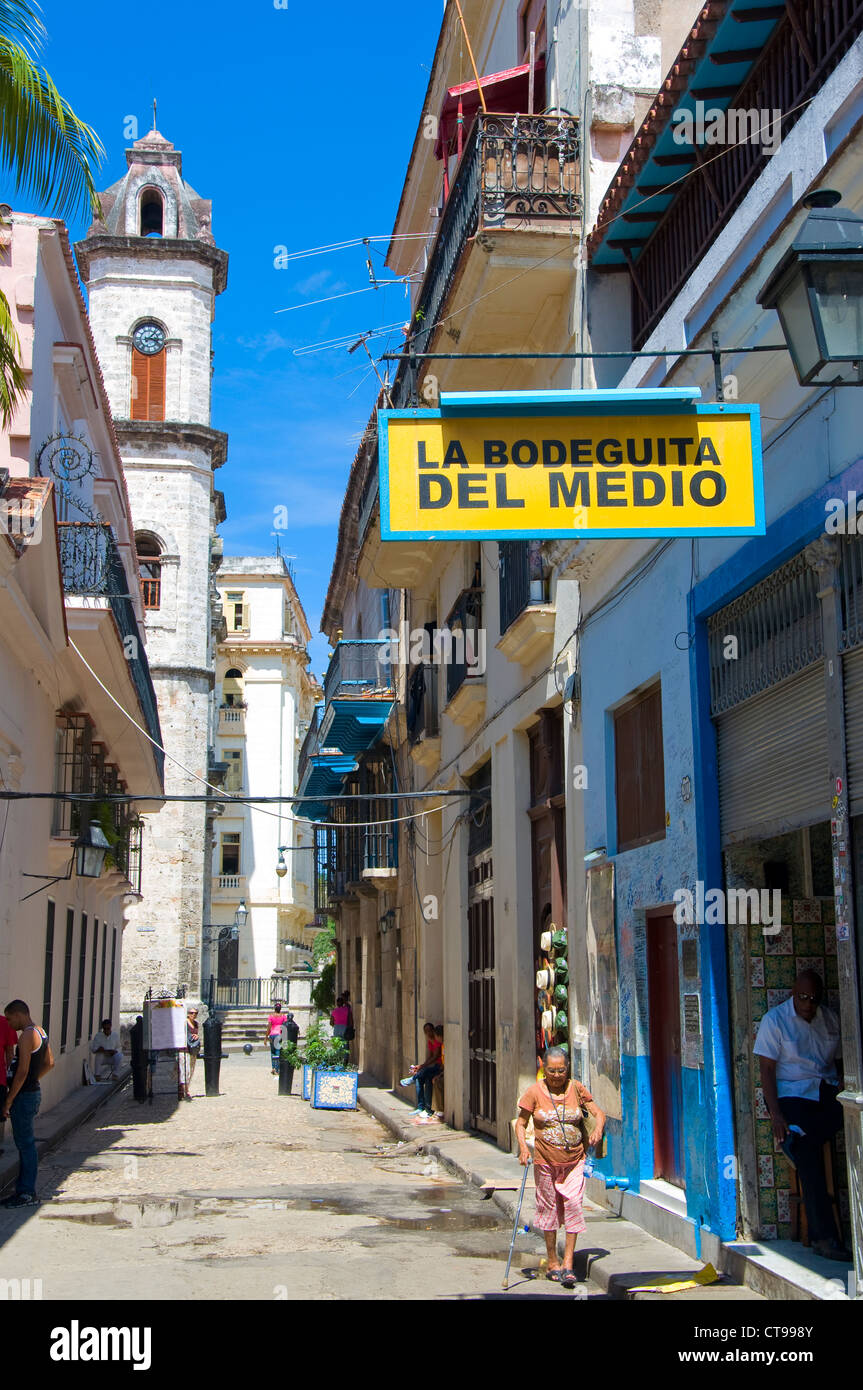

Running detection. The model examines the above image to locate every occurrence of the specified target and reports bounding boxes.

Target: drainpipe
[806,536,863,1294]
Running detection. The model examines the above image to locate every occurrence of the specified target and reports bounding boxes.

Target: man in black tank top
[1,1000,51,1207]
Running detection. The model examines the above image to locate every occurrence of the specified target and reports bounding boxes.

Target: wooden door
[647,910,684,1187]
[468,848,496,1135]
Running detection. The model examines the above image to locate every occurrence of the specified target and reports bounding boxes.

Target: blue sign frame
[377,388,765,542]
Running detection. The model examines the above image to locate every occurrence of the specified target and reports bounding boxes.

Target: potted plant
[301,1019,330,1100]
[311,1035,359,1111]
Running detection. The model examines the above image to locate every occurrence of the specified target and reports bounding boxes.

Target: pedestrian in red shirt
[0,1013,17,1153]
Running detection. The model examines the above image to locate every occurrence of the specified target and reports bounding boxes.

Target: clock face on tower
[132,321,166,355]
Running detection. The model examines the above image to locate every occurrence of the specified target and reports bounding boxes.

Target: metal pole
[711,331,725,404]
[381,345,785,362]
[502,1159,531,1290]
[453,0,487,112]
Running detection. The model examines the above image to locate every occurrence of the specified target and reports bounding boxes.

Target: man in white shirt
[754,970,848,1261]
[90,1019,123,1081]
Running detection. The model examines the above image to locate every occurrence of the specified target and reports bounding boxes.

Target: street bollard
[278,1056,294,1096]
[203,1014,226,1096]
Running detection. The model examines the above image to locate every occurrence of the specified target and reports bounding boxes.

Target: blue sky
[33,0,444,676]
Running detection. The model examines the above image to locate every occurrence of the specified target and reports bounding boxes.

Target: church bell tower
[76,127,228,1009]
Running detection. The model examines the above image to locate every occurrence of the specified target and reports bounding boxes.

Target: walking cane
[502,1157,531,1291]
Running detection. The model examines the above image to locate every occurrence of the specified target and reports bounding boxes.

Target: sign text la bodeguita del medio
[378,390,764,542]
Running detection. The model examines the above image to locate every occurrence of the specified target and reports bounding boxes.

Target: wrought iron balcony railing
[406,661,440,745]
[630,0,863,346]
[499,539,550,635]
[298,703,323,789]
[323,639,392,706]
[444,587,484,705]
[406,111,580,368]
[57,523,164,782]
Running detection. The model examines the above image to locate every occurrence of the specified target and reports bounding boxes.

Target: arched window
[223,668,245,708]
[136,532,162,610]
[140,189,164,237]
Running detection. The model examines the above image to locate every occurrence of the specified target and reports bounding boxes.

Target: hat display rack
[535,922,569,1061]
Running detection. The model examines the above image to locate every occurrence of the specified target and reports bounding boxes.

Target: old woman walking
[515,1046,605,1288]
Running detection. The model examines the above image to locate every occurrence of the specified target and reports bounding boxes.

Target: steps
[213,1008,311,1054]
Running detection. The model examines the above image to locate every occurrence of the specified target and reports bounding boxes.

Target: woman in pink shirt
[265,1004,285,1074]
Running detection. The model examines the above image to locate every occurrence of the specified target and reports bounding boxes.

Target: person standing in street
[515,1046,605,1288]
[185,1008,201,1097]
[265,1003,285,1075]
[0,1011,17,1154]
[1,1000,53,1208]
[754,969,850,1261]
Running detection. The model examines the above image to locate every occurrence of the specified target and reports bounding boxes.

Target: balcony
[218,703,246,737]
[57,522,164,785]
[319,641,394,755]
[588,0,863,346]
[212,874,247,900]
[407,662,441,772]
[298,704,323,791]
[443,587,486,726]
[496,540,555,667]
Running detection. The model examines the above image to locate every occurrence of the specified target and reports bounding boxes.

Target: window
[130,346,166,421]
[99,923,108,1023]
[614,684,666,852]
[75,914,88,1046]
[224,750,243,794]
[42,901,55,1040]
[53,713,93,836]
[226,592,247,633]
[140,189,163,237]
[519,0,546,62]
[222,667,245,706]
[88,920,99,1038]
[109,927,118,1019]
[136,532,162,609]
[60,908,74,1052]
[221,832,241,875]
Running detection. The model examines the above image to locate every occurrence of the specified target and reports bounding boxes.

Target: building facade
[574,0,863,1282]
[0,212,163,1109]
[304,0,702,1136]
[75,128,228,1013]
[208,557,320,1000]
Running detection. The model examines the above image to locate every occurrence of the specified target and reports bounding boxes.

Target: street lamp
[74,821,112,878]
[234,900,248,930]
[276,847,287,878]
[758,190,863,387]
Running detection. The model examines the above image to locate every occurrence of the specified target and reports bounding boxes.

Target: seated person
[90,1019,124,1081]
[754,970,849,1262]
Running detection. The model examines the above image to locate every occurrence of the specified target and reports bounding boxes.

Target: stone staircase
[214,1008,310,1054]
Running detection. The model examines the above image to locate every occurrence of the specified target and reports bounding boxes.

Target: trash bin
[203,1014,226,1097]
[278,1055,294,1095]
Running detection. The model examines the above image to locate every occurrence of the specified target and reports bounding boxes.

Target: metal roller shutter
[716,662,829,845]
[843,646,863,817]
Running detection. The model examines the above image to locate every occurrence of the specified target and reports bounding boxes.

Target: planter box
[311,1068,358,1110]
[302,1065,315,1100]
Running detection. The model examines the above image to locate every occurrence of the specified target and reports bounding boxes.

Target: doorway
[646,909,684,1187]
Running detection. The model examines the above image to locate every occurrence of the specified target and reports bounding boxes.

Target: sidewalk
[0,1069,130,1196]
[356,1082,840,1302]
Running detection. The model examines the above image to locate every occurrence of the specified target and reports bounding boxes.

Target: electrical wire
[65,637,467,833]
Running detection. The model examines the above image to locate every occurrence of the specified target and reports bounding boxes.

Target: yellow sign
[378,398,764,540]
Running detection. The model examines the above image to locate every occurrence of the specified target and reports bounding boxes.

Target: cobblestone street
[0,1058,598,1301]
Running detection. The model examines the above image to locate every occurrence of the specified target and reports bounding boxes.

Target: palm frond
[0,0,45,56]
[0,286,27,428]
[0,39,105,220]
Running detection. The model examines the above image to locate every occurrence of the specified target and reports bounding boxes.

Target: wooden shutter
[615,685,666,851]
[130,348,165,421]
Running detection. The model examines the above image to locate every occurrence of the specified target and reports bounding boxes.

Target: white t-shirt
[753,996,841,1100]
[90,1030,121,1054]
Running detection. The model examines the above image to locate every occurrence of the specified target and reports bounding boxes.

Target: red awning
[434,56,547,161]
